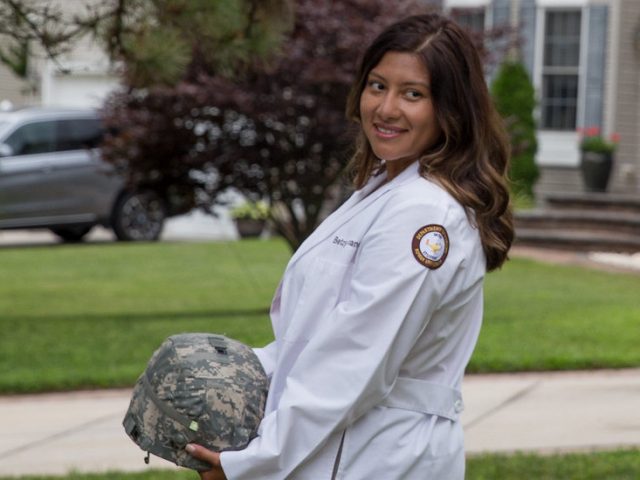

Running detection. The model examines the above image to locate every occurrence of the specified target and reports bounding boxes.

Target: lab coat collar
[355,160,421,200]
[287,160,421,268]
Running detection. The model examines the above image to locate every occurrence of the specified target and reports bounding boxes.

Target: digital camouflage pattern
[123,333,268,471]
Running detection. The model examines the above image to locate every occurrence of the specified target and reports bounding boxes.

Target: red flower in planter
[578,126,619,154]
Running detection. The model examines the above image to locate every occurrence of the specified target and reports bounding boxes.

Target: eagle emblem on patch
[411,224,449,269]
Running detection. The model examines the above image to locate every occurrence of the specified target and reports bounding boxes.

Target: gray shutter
[583,5,608,129]
[519,0,537,76]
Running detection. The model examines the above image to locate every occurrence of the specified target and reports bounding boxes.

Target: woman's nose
[376,92,400,119]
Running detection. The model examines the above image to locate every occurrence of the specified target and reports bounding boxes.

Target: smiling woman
[359,52,441,179]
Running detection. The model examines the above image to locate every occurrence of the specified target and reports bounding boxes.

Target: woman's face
[359,51,441,170]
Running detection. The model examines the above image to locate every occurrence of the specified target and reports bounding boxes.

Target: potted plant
[578,126,620,192]
[230,200,270,238]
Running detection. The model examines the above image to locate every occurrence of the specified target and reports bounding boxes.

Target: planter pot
[234,218,265,238]
[580,151,613,192]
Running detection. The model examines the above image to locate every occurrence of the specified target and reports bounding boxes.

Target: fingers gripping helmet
[123,333,268,471]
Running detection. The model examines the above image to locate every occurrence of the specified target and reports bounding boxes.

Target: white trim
[537,131,580,166]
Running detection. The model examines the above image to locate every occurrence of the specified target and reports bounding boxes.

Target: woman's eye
[367,81,384,91]
[406,90,423,100]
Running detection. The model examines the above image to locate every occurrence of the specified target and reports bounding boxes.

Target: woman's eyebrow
[367,71,385,82]
[368,71,430,89]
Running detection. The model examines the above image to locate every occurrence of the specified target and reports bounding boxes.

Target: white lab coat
[220,161,486,479]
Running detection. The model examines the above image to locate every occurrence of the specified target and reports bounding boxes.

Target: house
[442,0,640,196]
[442,0,640,255]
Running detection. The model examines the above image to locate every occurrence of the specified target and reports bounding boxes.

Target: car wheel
[112,190,166,241]
[51,225,93,243]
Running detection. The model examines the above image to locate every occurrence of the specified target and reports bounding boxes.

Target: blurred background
[0,1,638,479]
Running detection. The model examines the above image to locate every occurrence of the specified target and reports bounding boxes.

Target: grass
[466,449,640,480]
[473,257,640,372]
[0,240,287,393]
[1,449,639,479]
[0,238,639,393]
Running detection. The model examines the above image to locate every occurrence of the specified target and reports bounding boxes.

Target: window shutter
[583,5,608,129]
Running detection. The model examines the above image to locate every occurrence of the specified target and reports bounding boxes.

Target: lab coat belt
[381,377,464,421]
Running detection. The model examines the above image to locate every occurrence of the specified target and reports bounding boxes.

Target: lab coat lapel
[287,162,420,268]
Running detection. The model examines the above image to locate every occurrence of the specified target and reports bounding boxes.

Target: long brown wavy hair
[346,13,513,271]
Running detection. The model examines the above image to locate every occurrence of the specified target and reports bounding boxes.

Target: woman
[187,12,513,479]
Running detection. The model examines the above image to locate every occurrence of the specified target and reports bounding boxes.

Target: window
[540,10,581,130]
[55,119,104,151]
[5,121,56,155]
[4,118,104,156]
[451,7,486,34]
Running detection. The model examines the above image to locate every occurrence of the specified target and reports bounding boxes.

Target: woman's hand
[185,444,227,480]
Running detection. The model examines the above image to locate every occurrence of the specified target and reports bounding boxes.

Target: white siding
[0,64,33,107]
[29,0,119,108]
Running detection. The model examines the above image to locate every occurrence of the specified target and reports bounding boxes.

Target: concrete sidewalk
[0,369,638,477]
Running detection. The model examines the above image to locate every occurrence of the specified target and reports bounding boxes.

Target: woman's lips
[373,123,406,138]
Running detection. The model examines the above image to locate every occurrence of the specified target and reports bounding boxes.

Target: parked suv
[0,107,166,242]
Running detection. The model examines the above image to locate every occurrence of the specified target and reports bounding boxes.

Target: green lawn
[0,240,287,393]
[474,257,640,372]
[1,449,639,480]
[466,449,640,480]
[0,238,639,393]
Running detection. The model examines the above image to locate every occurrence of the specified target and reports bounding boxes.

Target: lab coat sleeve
[221,197,466,479]
[253,341,277,379]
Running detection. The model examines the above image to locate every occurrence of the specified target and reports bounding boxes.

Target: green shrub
[491,61,539,199]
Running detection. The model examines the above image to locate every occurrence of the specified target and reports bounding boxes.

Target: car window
[5,121,56,155]
[55,118,104,151]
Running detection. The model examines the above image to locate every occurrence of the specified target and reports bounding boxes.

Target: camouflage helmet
[123,333,268,471]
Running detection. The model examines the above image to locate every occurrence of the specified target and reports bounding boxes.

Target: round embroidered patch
[411,224,449,269]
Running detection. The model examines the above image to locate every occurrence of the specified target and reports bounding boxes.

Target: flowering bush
[230,201,270,220]
[578,126,620,154]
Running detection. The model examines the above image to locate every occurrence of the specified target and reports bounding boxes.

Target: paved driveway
[0,210,239,247]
